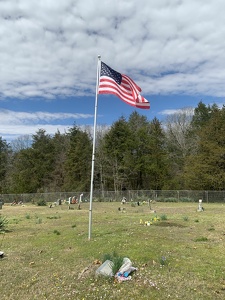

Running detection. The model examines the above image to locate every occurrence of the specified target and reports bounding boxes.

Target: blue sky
[1,0,225,143]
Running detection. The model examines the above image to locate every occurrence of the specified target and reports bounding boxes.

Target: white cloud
[160,107,194,116]
[0,0,225,98]
[1,0,225,140]
[0,109,93,141]
[0,109,92,124]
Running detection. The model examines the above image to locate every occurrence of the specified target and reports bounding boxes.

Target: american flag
[98,62,150,109]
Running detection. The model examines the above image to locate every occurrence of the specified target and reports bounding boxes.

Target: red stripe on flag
[98,62,150,109]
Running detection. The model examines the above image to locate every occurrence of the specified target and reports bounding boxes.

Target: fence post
[205,191,209,203]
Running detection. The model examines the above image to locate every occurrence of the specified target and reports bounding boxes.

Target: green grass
[0,202,225,299]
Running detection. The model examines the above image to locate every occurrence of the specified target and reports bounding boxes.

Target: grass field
[0,200,225,300]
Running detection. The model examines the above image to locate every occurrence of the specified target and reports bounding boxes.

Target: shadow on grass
[154,222,187,228]
[0,229,12,233]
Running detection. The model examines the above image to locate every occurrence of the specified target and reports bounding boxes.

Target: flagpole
[88,55,101,240]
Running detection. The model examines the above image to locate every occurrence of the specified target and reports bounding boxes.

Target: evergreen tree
[126,113,169,190]
[184,106,225,190]
[50,131,69,191]
[126,112,152,189]
[191,101,217,130]
[100,112,170,191]
[101,117,132,191]
[31,129,56,192]
[146,118,169,190]
[0,137,11,193]
[63,125,92,191]
[9,129,56,193]
[8,148,37,193]
[94,125,110,193]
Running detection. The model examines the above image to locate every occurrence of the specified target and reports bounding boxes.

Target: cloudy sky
[0,0,224,142]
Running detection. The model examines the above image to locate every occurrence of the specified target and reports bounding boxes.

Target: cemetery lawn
[0,201,225,300]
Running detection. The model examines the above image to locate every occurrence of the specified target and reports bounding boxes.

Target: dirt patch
[78,260,101,279]
[154,221,187,228]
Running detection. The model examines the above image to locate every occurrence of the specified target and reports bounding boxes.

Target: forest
[1,101,225,194]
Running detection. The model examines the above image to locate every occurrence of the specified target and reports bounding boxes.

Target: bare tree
[10,135,32,152]
[164,107,194,158]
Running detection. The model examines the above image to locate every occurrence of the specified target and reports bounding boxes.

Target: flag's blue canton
[101,62,122,85]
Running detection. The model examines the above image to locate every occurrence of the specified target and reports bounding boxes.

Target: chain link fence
[1,190,225,204]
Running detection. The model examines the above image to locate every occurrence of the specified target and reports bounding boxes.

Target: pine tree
[63,125,92,191]
[0,137,11,193]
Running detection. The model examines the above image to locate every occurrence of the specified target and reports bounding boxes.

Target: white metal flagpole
[88,55,101,240]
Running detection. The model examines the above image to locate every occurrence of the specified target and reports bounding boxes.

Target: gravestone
[197,199,204,212]
[95,260,113,277]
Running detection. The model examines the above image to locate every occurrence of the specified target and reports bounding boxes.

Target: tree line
[0,101,224,194]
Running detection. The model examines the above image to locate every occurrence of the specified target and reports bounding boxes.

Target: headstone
[197,199,204,211]
[79,194,83,203]
[95,260,113,277]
